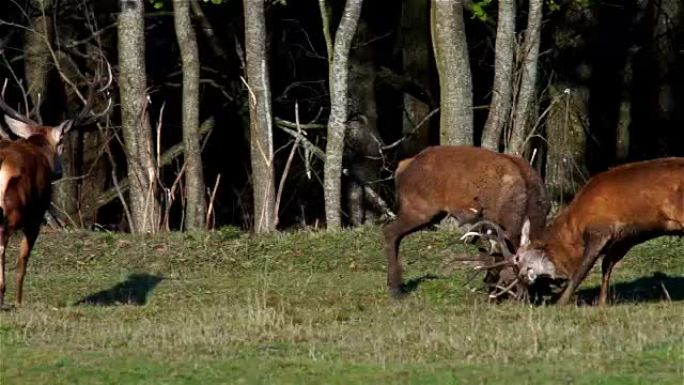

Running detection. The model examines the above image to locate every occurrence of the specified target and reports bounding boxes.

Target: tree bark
[118,0,160,233]
[24,0,81,225]
[345,21,380,226]
[507,0,543,155]
[24,0,52,119]
[174,0,206,230]
[323,0,363,230]
[481,0,515,151]
[615,48,634,161]
[544,84,589,213]
[430,0,473,146]
[401,0,432,154]
[244,0,276,233]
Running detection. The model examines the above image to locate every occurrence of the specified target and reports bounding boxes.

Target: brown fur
[384,145,550,296]
[523,157,684,305]
[0,121,63,308]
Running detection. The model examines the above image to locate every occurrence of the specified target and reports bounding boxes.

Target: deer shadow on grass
[574,272,684,305]
[400,274,441,294]
[74,273,164,306]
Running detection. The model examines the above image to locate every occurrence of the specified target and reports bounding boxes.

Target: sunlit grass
[1,226,683,384]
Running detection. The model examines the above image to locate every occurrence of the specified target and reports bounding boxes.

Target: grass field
[1,226,683,384]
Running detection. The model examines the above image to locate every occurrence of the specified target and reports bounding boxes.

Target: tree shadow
[400,274,441,294]
[575,272,684,305]
[74,273,164,306]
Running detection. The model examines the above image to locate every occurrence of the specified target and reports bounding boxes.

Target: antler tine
[98,59,114,93]
[488,278,519,299]
[0,79,37,126]
[474,259,514,271]
[464,220,515,260]
[72,57,113,127]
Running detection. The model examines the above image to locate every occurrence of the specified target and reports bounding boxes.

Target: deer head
[514,218,557,284]
[3,116,73,178]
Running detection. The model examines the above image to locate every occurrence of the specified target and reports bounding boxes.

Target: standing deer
[514,157,684,305]
[0,116,71,308]
[384,145,550,297]
[0,70,110,308]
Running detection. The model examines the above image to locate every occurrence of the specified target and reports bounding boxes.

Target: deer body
[0,117,69,308]
[516,157,684,305]
[384,145,550,296]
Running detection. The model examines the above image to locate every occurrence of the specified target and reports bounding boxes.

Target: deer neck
[542,211,585,279]
[26,136,58,172]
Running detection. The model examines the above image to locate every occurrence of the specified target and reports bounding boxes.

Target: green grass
[1,226,683,384]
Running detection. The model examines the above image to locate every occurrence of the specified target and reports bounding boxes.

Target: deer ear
[4,116,35,139]
[50,120,73,144]
[520,218,531,248]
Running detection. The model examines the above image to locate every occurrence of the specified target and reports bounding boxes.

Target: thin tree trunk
[481,0,515,150]
[430,0,473,146]
[174,0,206,230]
[616,48,634,161]
[323,0,363,230]
[24,0,52,119]
[118,0,160,233]
[401,0,432,154]
[507,0,543,155]
[346,21,380,226]
[244,0,276,233]
[544,84,589,213]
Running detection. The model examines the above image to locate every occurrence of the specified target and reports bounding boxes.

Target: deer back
[394,145,548,248]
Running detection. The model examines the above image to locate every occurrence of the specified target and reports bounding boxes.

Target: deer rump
[384,145,550,297]
[515,157,684,305]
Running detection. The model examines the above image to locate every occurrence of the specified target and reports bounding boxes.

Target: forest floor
[1,226,683,384]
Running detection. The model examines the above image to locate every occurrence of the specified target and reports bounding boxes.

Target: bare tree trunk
[345,21,380,226]
[401,0,432,154]
[323,0,363,230]
[244,0,275,233]
[430,0,473,146]
[507,0,543,155]
[544,84,589,214]
[174,0,206,230]
[481,0,515,150]
[616,48,634,161]
[118,0,160,233]
[24,0,52,117]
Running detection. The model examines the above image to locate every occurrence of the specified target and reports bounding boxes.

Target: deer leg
[598,246,629,306]
[383,211,432,297]
[15,226,38,307]
[0,228,7,309]
[598,257,617,306]
[557,235,608,306]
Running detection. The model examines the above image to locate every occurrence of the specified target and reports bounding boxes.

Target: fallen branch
[96,117,215,208]
[275,119,395,219]
[274,117,326,130]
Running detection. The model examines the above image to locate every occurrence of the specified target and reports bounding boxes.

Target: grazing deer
[0,70,110,308]
[384,145,550,297]
[514,157,684,305]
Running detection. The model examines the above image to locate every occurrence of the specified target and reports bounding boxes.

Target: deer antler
[461,219,515,261]
[488,278,520,299]
[0,79,38,127]
[71,59,113,127]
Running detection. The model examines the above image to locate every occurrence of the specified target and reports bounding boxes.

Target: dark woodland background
[0,0,682,232]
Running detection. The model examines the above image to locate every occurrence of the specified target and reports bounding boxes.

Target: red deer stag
[514,157,684,305]
[384,145,550,297]
[0,74,110,309]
